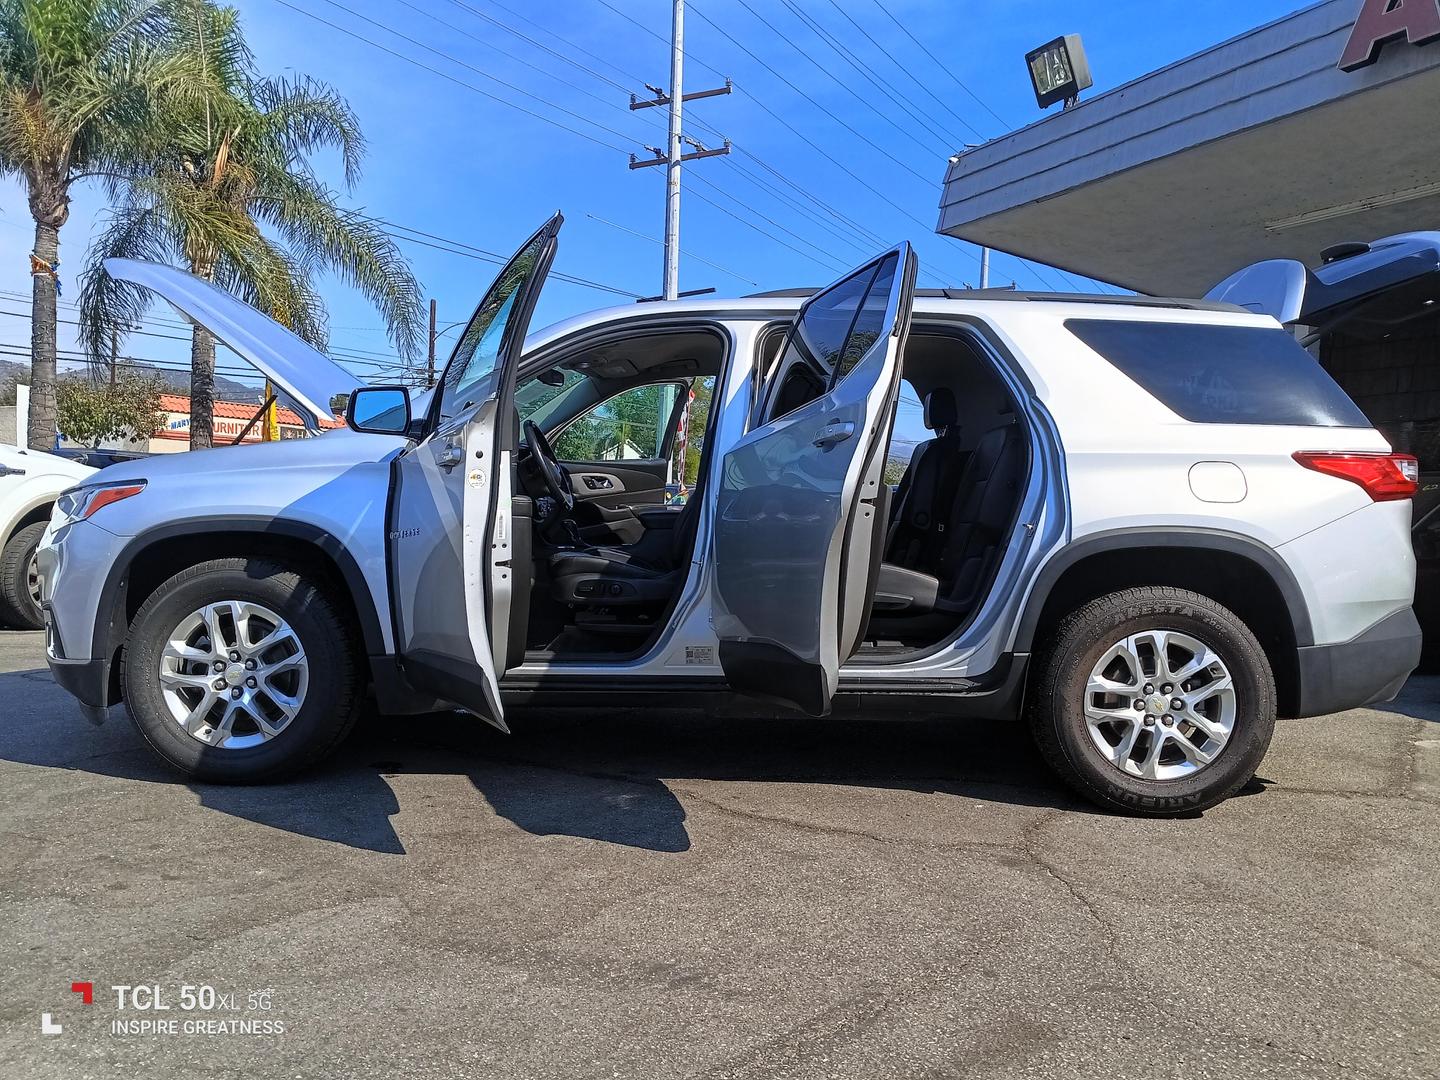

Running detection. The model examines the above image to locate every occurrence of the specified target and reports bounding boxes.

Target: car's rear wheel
[121,558,359,782]
[0,520,47,630]
[1028,586,1276,816]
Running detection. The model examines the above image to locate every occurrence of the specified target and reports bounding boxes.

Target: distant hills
[1,356,266,405]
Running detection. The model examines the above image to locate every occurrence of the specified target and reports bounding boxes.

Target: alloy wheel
[1083,628,1236,781]
[26,551,41,607]
[157,600,309,749]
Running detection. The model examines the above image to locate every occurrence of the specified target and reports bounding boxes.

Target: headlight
[53,480,147,526]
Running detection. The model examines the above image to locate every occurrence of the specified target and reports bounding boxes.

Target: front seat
[548,487,703,607]
[885,387,968,571]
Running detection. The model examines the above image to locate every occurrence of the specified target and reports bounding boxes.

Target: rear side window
[1066,319,1370,427]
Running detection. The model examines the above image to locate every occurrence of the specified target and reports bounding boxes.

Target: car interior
[514,327,729,660]
[861,327,1030,654]
[512,321,1029,663]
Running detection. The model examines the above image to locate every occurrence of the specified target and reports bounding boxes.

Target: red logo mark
[70,982,92,1004]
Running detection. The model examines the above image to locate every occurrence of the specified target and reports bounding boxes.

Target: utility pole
[426,298,437,387]
[980,247,991,290]
[628,0,730,300]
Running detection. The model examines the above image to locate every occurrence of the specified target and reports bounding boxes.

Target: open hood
[103,259,362,427]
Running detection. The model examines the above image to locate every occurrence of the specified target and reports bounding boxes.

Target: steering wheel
[523,419,574,515]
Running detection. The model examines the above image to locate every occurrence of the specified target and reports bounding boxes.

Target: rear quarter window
[1066,319,1370,427]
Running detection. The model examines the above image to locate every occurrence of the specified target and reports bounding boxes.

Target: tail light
[1292,452,1418,501]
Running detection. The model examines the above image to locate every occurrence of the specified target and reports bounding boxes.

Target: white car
[39,215,1422,815]
[0,445,94,629]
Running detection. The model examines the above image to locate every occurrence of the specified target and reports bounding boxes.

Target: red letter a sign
[1339,0,1440,71]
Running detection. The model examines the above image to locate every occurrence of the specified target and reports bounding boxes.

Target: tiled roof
[157,393,344,429]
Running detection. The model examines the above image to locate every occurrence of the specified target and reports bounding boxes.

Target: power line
[584,214,759,286]
[443,0,633,96]
[688,0,935,186]
[815,0,984,145]
[767,0,964,153]
[682,182,851,276]
[268,0,631,153]
[301,0,641,148]
[865,0,1011,133]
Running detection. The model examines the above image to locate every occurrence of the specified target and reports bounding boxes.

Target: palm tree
[78,2,423,448]
[0,0,196,450]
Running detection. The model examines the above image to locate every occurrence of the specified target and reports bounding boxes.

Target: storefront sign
[1339,0,1440,71]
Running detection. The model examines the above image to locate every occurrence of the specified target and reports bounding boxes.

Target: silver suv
[39,215,1422,815]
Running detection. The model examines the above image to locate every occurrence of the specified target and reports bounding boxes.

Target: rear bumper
[1290,607,1421,718]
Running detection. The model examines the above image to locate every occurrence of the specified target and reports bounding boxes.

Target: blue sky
[0,0,1304,390]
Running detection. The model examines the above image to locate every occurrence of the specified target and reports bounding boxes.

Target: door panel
[389,213,562,730]
[561,460,669,508]
[711,244,918,716]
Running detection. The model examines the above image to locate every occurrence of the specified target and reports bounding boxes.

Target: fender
[1012,527,1315,651]
[4,493,62,541]
[92,516,390,669]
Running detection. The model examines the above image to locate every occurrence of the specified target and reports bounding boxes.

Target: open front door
[712,243,918,716]
[389,214,561,731]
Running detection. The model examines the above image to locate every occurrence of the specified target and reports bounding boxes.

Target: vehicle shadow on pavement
[0,662,1116,854]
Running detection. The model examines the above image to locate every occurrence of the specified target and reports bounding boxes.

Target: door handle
[436,440,464,469]
[812,421,855,449]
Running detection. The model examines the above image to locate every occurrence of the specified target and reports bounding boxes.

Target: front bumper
[47,656,112,723]
[38,517,128,717]
[1291,607,1422,717]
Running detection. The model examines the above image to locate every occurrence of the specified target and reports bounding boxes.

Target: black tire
[0,520,47,630]
[1028,586,1276,816]
[121,557,360,783]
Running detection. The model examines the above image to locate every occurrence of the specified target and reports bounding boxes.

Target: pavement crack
[1018,810,1113,939]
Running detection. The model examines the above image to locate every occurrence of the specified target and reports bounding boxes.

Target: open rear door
[389,214,561,731]
[711,243,918,716]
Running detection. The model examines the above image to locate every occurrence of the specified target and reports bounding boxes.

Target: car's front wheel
[1029,586,1276,816]
[121,558,359,782]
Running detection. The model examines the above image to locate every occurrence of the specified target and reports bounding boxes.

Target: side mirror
[346,386,411,436]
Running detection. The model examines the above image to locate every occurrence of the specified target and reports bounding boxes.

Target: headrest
[923,387,957,431]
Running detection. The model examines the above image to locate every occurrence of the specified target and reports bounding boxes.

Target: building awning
[937,0,1440,297]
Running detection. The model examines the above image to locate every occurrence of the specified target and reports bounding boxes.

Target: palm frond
[251,75,364,189]
[251,169,423,359]
[76,202,175,359]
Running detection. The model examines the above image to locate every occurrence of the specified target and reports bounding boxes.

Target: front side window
[437,234,546,423]
[1067,319,1371,427]
[553,382,682,462]
[759,251,899,424]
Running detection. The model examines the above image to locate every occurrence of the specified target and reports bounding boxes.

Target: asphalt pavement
[1,627,1437,1079]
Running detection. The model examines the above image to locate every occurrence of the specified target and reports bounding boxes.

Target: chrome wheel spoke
[1172,729,1217,767]
[181,692,218,735]
[1184,673,1233,709]
[1083,626,1236,782]
[157,598,308,750]
[159,668,216,691]
[258,649,306,678]
[1110,719,1142,767]
[1138,730,1168,779]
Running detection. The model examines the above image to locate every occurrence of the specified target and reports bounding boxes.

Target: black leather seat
[873,406,1025,617]
[549,490,702,606]
[886,388,968,571]
[935,410,1026,612]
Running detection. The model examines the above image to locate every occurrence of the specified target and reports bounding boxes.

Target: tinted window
[438,230,547,422]
[1067,319,1370,427]
[759,251,898,423]
[834,254,896,383]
